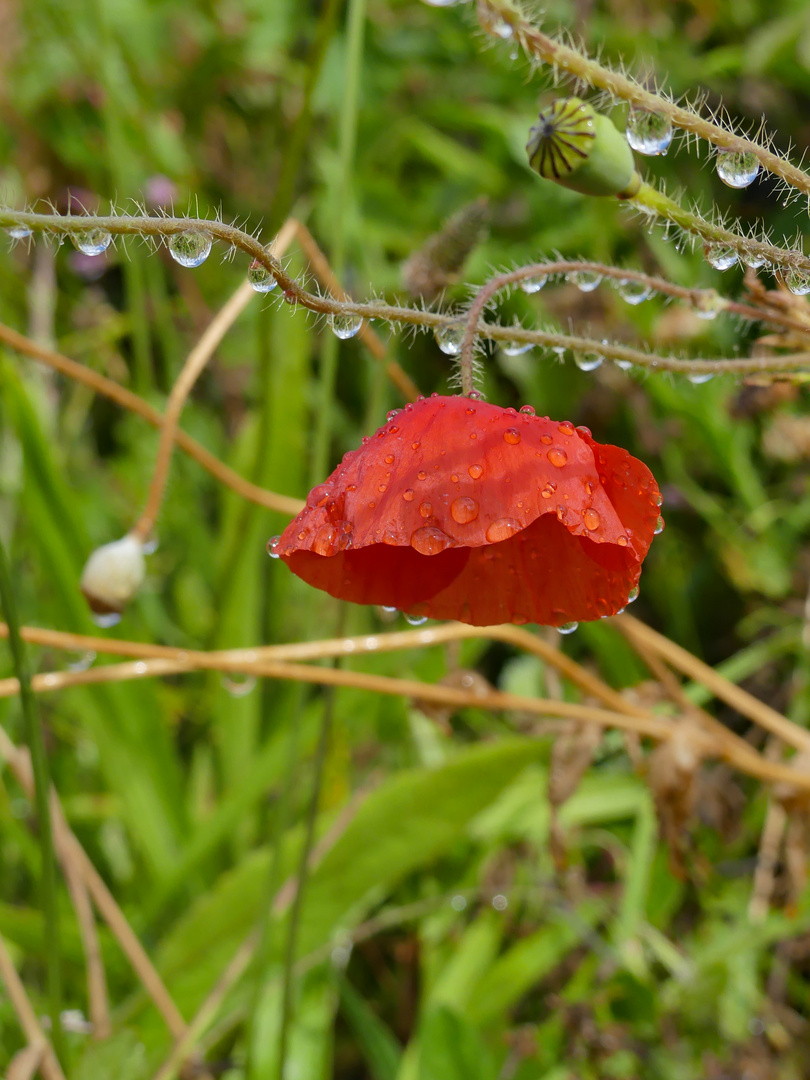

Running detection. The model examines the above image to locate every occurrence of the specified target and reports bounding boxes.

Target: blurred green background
[2,0,810,1076]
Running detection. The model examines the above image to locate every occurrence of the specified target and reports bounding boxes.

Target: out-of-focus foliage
[2,0,810,1077]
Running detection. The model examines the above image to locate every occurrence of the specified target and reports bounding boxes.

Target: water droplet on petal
[541,481,556,499]
[313,524,339,556]
[574,351,603,372]
[715,149,759,189]
[267,535,281,558]
[519,405,535,416]
[567,269,602,292]
[616,278,653,305]
[486,518,522,542]
[410,526,455,555]
[419,501,433,518]
[557,621,579,635]
[169,230,212,267]
[329,313,362,339]
[654,516,665,535]
[625,109,673,155]
[520,274,546,294]
[248,258,278,292]
[434,324,464,355]
[404,612,429,625]
[451,496,479,523]
[558,421,575,435]
[654,493,663,507]
[222,673,257,697]
[583,508,601,530]
[627,584,640,604]
[704,244,738,271]
[503,428,521,444]
[73,228,112,256]
[7,225,32,239]
[547,447,568,467]
[617,535,628,547]
[468,464,483,479]
[785,268,810,296]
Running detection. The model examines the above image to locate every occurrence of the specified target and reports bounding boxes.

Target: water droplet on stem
[625,109,673,155]
[169,230,213,267]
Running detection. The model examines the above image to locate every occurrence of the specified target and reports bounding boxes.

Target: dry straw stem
[479,0,810,200]
[4,210,810,377]
[618,614,810,756]
[3,620,810,792]
[0,931,66,1080]
[0,726,188,1042]
[0,321,305,516]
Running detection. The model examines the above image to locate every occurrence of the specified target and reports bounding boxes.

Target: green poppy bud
[527,97,640,199]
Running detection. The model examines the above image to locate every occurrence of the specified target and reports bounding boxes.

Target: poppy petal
[276,395,661,627]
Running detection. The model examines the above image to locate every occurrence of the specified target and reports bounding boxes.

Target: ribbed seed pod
[527,98,640,199]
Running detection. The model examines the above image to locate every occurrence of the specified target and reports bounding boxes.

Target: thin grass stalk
[0,537,65,1063]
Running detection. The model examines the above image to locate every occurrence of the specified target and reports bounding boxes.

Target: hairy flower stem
[0,538,65,1064]
[478,0,810,200]
[630,183,809,275]
[4,211,810,377]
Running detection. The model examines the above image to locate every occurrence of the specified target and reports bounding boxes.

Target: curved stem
[479,0,810,201]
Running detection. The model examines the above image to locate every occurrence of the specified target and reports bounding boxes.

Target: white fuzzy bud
[80,535,145,618]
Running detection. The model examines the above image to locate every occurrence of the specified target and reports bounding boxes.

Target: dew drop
[267,535,281,558]
[404,612,429,625]
[382,605,398,613]
[402,488,415,501]
[419,0,464,6]
[615,359,634,371]
[715,149,760,189]
[742,252,767,270]
[687,371,714,384]
[222,674,257,698]
[547,447,568,467]
[434,323,464,355]
[617,535,628,547]
[248,258,278,292]
[467,389,484,401]
[567,269,602,292]
[169,230,213,267]
[785,268,810,296]
[704,244,738,271]
[654,493,663,507]
[540,434,552,445]
[557,621,579,635]
[574,351,603,372]
[616,278,652,305]
[558,421,575,435]
[627,584,640,604]
[468,463,483,479]
[417,470,427,481]
[694,292,722,320]
[73,228,112,256]
[541,481,556,498]
[387,408,401,421]
[503,427,521,444]
[625,109,673,155]
[7,225,32,239]
[520,274,546,294]
[329,312,362,339]
[502,339,533,356]
[654,516,665,535]
[555,505,567,522]
[419,501,433,518]
[92,612,122,628]
[410,526,455,555]
[583,507,600,531]
[451,496,479,523]
[519,405,535,416]
[384,454,395,465]
[486,518,522,542]
[66,650,96,673]
[313,524,338,556]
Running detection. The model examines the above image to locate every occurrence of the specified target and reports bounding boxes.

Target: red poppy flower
[274,395,662,627]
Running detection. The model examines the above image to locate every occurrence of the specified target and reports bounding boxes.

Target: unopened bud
[527,97,640,199]
[80,535,145,619]
[401,198,490,300]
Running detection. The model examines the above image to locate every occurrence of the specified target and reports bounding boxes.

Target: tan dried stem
[0,321,304,517]
[618,614,810,755]
[0,727,187,1041]
[0,931,66,1080]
